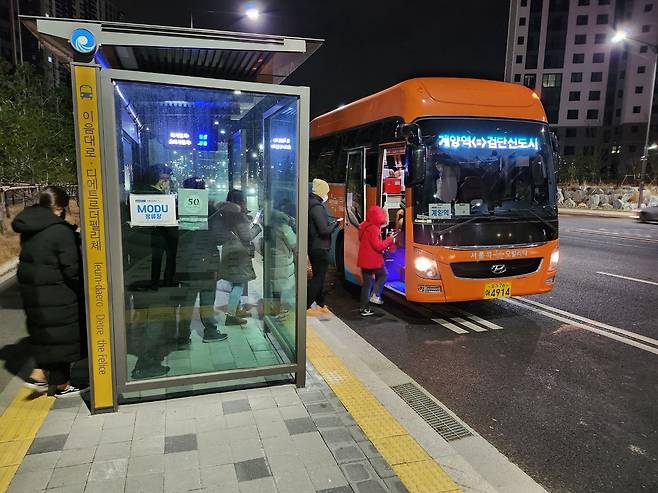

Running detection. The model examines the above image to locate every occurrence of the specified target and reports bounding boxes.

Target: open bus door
[343,148,366,284]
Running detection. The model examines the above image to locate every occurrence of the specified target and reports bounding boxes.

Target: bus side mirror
[550,131,559,153]
[550,130,560,180]
[406,144,426,186]
[396,123,422,145]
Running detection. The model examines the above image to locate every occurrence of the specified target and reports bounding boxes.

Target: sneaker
[54,385,89,398]
[203,331,228,343]
[132,364,170,379]
[369,295,384,305]
[23,377,48,393]
[225,315,247,326]
[235,308,252,318]
[360,308,375,317]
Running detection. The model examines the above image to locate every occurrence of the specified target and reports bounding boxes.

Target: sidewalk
[0,311,547,493]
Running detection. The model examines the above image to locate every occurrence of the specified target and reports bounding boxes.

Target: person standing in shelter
[176,177,228,344]
[148,164,179,288]
[12,186,87,397]
[357,205,395,317]
[217,189,261,326]
[307,178,341,315]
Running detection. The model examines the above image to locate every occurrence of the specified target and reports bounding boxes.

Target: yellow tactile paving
[0,466,19,493]
[372,435,431,465]
[394,461,461,493]
[307,323,463,493]
[0,388,55,492]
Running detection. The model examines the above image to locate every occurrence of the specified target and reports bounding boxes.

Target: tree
[0,59,76,184]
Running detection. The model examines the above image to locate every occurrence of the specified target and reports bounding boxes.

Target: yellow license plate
[483,282,512,299]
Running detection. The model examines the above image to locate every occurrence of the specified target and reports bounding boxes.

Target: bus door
[379,144,407,292]
[344,148,366,284]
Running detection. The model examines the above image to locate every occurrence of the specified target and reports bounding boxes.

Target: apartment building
[506,0,658,179]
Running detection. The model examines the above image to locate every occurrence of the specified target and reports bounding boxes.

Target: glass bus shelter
[25,17,319,412]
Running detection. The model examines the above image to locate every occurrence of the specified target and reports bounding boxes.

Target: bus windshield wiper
[432,214,506,236]
[500,206,558,233]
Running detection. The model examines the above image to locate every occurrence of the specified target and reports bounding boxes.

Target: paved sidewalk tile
[57,447,97,468]
[13,355,417,493]
[234,457,270,482]
[95,442,131,462]
[125,472,164,493]
[164,433,197,454]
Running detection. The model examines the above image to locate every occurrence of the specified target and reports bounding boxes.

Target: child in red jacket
[357,206,396,316]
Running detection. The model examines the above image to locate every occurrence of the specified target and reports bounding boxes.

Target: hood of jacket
[359,206,387,236]
[12,205,67,235]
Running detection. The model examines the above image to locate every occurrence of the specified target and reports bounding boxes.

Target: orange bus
[309,78,559,303]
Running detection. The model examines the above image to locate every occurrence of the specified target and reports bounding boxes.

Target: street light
[190,3,261,28]
[245,6,260,21]
[612,29,658,208]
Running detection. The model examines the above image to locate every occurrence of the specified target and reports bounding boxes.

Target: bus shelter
[23,17,320,413]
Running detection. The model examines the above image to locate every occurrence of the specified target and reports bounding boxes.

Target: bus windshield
[413,118,557,225]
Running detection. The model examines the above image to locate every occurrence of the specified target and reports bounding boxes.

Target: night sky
[113,0,511,117]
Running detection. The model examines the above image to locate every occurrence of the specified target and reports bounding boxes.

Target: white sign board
[455,203,471,216]
[428,203,452,219]
[178,188,209,231]
[129,194,177,227]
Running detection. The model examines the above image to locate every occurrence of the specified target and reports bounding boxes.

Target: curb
[558,208,638,219]
[0,259,18,286]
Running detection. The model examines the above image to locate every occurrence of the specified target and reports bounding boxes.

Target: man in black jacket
[307,179,340,315]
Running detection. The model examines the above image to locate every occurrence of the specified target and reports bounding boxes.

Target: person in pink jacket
[357,206,395,316]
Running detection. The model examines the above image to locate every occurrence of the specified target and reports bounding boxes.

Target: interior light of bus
[437,134,540,151]
[548,247,559,271]
[413,249,440,279]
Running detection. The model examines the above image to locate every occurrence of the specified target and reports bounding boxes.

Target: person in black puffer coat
[12,186,87,398]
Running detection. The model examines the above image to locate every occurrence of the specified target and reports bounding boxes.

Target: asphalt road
[326,214,658,493]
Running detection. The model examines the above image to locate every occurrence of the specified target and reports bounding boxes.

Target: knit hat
[312,178,330,197]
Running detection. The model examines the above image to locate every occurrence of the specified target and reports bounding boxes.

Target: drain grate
[392,382,472,442]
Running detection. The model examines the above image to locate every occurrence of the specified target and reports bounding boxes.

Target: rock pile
[558,185,658,210]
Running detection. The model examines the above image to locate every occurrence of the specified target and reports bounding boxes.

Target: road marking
[503,298,658,355]
[463,313,503,330]
[431,318,469,334]
[451,317,488,332]
[568,228,658,244]
[596,271,658,287]
[512,297,658,347]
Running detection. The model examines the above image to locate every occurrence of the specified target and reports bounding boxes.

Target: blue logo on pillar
[70,28,97,54]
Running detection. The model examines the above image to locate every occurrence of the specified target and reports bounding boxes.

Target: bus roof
[310,77,547,139]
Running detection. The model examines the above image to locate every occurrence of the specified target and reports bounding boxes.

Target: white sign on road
[129,194,177,227]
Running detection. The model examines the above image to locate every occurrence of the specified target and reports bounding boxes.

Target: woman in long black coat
[12,186,86,397]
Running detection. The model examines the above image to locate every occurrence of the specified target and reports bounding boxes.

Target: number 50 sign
[178,188,209,230]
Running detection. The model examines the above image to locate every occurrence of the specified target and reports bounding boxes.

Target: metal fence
[0,184,79,234]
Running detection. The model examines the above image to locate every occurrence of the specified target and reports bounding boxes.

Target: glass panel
[112,80,299,382]
[346,151,364,225]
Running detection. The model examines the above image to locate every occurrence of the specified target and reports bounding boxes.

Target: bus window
[346,150,365,225]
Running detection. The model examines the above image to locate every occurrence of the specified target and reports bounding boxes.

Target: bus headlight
[414,249,440,279]
[548,247,559,272]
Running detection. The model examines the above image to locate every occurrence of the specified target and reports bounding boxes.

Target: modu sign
[129,194,177,227]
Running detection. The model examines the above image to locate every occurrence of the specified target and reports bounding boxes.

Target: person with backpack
[307,179,341,315]
[12,186,87,397]
[357,205,396,317]
[217,189,261,326]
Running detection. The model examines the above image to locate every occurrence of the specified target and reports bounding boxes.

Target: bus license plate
[483,282,512,299]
